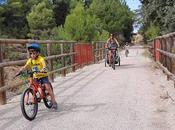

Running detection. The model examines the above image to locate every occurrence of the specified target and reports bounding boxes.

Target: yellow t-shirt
[25,55,48,79]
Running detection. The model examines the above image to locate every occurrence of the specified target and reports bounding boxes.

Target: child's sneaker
[52,102,58,110]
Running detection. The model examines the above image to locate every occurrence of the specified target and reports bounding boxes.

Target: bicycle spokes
[43,90,53,109]
[24,90,35,105]
[21,88,38,121]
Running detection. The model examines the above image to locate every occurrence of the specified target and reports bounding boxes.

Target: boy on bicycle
[18,42,58,110]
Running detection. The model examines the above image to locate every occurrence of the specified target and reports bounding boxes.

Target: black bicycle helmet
[27,42,40,52]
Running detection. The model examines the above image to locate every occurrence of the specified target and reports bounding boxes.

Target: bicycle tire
[43,83,53,109]
[125,50,129,57]
[112,55,115,70]
[118,57,120,66]
[105,55,107,67]
[43,90,53,109]
[20,88,38,121]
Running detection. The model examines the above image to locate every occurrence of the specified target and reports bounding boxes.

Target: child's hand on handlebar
[14,71,22,79]
[40,68,47,73]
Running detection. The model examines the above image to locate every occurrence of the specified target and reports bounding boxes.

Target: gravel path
[0,46,175,130]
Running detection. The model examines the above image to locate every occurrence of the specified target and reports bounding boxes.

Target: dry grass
[142,48,153,58]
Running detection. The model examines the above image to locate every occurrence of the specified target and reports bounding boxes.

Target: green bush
[145,23,160,40]
[8,52,20,60]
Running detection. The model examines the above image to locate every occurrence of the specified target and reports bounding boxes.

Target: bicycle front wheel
[125,50,129,57]
[118,57,120,66]
[20,88,38,121]
[105,54,107,67]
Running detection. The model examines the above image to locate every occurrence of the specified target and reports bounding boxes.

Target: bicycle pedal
[26,102,33,105]
[45,93,49,96]
[37,98,41,102]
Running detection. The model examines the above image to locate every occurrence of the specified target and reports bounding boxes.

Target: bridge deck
[1,46,175,130]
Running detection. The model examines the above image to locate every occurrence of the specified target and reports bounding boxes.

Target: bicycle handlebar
[14,71,47,79]
[14,71,23,79]
[107,48,118,50]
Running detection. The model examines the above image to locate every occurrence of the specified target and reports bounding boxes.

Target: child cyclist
[18,42,58,110]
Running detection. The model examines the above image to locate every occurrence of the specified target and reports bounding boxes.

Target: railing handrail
[0,63,78,93]
[149,31,175,87]
[156,32,175,39]
[0,52,77,68]
[157,49,175,59]
[0,39,105,104]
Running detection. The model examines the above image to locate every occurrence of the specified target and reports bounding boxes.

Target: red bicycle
[15,71,53,121]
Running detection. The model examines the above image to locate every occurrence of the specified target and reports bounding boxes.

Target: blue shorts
[34,76,50,84]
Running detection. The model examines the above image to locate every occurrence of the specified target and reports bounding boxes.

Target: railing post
[166,37,170,80]
[164,38,167,67]
[92,41,96,64]
[100,43,103,60]
[160,38,163,64]
[165,38,168,68]
[60,43,66,77]
[0,43,6,105]
[96,42,99,62]
[161,38,165,66]
[47,43,54,82]
[102,42,105,59]
[151,40,154,59]
[167,37,173,72]
[98,43,101,61]
[70,43,75,72]
[154,39,156,61]
[171,36,175,75]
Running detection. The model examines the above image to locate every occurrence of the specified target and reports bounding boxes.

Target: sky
[125,0,141,11]
[125,0,141,33]
[0,0,5,4]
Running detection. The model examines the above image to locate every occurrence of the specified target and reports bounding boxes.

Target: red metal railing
[74,43,94,67]
[154,39,161,61]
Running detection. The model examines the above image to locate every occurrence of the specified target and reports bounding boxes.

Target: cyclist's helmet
[27,42,40,52]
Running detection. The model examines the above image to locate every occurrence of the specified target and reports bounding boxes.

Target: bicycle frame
[110,49,117,60]
[111,49,116,56]
[105,47,120,68]
[25,77,45,104]
[105,49,117,63]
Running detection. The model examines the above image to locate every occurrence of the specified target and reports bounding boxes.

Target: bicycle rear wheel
[43,89,53,109]
[118,57,120,66]
[20,88,38,121]
[112,55,115,70]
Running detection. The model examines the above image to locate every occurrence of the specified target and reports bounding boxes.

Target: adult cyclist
[105,33,120,66]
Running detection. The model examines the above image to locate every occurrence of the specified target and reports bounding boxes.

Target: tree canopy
[27,0,56,39]
[139,0,175,39]
[0,0,134,42]
[90,0,133,34]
